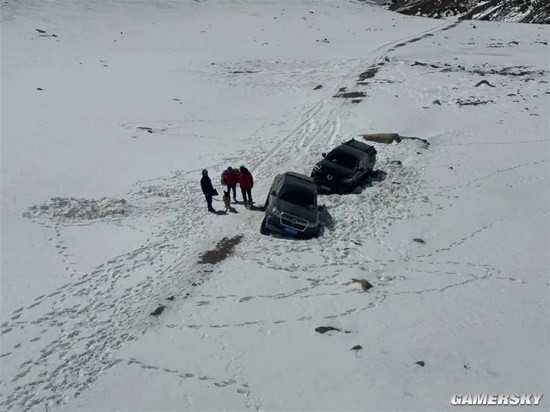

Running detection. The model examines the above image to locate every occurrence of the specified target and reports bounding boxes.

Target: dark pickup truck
[260,172,321,239]
[311,139,376,194]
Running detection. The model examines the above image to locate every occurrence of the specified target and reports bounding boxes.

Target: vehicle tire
[304,225,321,239]
[260,217,270,235]
[313,225,321,238]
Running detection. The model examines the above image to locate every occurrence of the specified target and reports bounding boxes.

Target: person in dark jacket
[200,169,217,212]
[238,166,254,206]
[221,167,238,202]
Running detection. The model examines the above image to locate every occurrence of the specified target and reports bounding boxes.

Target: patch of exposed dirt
[456,98,495,106]
[230,70,260,74]
[410,61,546,78]
[24,197,130,221]
[198,235,243,265]
[358,65,381,82]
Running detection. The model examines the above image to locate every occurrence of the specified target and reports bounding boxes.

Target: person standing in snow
[221,167,238,202]
[238,166,254,207]
[200,169,217,213]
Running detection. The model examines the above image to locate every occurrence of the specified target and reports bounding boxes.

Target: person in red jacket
[221,167,238,202]
[238,166,254,206]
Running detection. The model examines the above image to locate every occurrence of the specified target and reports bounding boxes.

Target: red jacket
[239,170,254,189]
[231,168,240,184]
[221,169,238,186]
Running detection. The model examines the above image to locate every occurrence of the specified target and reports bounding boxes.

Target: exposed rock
[358,65,379,82]
[351,278,373,291]
[315,326,341,334]
[475,80,496,87]
[150,305,166,316]
[361,133,401,144]
[387,0,550,24]
[333,91,366,99]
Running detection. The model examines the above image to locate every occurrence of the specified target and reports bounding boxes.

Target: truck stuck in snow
[260,172,321,239]
[311,139,377,194]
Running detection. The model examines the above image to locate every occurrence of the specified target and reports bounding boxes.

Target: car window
[326,150,357,170]
[279,186,316,208]
[271,177,282,194]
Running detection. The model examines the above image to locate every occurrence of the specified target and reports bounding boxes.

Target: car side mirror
[322,152,326,158]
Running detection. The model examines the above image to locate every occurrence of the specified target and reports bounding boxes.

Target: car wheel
[313,225,321,238]
[260,217,270,235]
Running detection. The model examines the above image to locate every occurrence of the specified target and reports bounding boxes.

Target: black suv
[261,172,320,239]
[311,139,376,193]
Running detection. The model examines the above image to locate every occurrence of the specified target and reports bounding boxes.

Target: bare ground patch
[198,235,243,265]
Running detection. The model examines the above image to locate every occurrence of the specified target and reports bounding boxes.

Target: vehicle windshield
[326,150,357,170]
[279,186,316,209]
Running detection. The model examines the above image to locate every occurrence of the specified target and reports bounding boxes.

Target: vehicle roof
[280,172,316,189]
[328,144,363,158]
[343,139,375,153]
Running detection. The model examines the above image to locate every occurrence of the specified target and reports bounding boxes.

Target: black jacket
[201,176,215,195]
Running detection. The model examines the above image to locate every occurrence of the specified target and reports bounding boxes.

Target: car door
[267,175,282,209]
[356,156,368,182]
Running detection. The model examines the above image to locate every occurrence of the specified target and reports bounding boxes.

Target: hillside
[388,0,550,23]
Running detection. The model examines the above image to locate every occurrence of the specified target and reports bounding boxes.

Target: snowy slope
[1,1,549,411]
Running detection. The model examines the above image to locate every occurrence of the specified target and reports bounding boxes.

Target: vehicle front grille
[280,213,308,231]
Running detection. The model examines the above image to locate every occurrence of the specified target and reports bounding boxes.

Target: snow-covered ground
[1,1,549,411]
